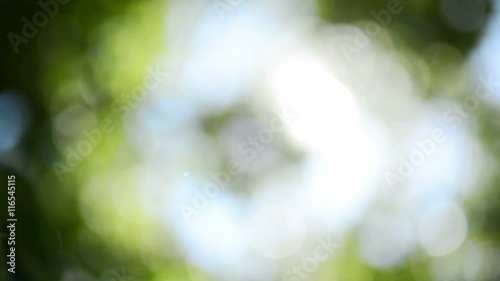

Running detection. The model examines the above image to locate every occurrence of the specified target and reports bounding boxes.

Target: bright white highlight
[268,52,384,233]
[268,52,360,150]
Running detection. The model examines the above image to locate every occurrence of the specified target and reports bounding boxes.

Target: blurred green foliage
[1,0,500,280]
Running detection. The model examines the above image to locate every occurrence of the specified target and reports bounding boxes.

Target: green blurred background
[1,0,500,280]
